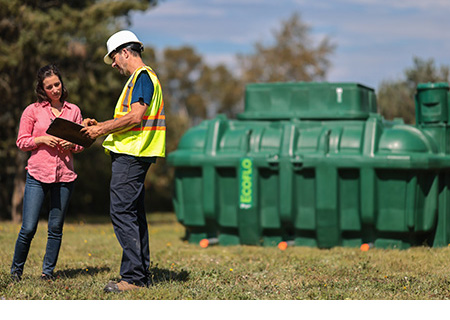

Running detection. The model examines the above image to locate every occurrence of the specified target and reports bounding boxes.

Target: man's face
[110,49,129,76]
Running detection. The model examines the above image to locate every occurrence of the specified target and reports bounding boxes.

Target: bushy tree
[237,12,336,83]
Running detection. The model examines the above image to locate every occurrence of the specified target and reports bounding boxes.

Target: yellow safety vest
[103,66,166,158]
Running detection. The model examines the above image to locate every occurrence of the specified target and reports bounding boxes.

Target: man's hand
[81,118,103,139]
[81,124,104,140]
[80,101,147,140]
[82,118,98,127]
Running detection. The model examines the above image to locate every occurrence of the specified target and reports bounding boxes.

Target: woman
[11,64,84,281]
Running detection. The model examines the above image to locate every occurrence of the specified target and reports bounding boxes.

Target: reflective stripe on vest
[115,113,166,131]
[114,98,166,132]
[102,66,166,157]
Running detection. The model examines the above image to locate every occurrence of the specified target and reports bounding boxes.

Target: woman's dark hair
[35,64,68,103]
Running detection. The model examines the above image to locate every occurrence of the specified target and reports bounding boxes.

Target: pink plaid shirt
[16,101,84,183]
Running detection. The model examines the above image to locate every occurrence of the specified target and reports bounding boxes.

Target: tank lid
[240,82,377,120]
[417,82,449,90]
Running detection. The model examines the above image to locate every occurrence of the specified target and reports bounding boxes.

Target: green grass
[1,213,450,300]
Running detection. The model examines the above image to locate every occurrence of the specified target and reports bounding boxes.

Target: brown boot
[104,280,142,293]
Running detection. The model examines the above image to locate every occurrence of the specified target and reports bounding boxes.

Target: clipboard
[46,117,95,148]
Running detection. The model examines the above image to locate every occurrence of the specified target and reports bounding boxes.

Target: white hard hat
[104,30,143,64]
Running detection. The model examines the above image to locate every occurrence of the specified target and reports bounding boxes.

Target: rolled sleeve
[16,107,38,151]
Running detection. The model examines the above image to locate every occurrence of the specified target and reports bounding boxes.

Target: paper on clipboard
[46,117,95,148]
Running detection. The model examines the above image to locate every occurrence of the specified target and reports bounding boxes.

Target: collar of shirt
[38,100,73,110]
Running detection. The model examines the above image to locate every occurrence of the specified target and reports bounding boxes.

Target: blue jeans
[11,172,74,277]
[109,153,151,286]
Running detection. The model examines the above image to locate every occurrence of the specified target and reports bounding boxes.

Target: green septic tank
[167,82,450,249]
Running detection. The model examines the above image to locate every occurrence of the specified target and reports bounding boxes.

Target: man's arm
[81,100,148,139]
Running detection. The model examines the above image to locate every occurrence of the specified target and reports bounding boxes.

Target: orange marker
[360,243,373,251]
[199,239,209,248]
[277,240,294,251]
[278,241,288,251]
[199,238,219,248]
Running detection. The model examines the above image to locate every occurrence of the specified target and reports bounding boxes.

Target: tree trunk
[11,151,27,223]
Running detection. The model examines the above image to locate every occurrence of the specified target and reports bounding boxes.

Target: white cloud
[203,53,237,67]
[145,1,225,17]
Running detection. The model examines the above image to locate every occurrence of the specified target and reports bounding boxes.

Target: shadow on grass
[54,266,110,279]
[65,212,178,225]
[51,264,190,285]
[148,264,189,286]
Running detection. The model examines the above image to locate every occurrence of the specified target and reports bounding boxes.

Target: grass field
[1,213,450,301]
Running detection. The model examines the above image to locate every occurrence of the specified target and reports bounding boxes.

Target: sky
[129,0,450,90]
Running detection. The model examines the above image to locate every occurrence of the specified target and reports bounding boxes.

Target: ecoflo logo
[239,157,253,209]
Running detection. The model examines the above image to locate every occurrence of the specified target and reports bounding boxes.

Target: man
[82,30,165,293]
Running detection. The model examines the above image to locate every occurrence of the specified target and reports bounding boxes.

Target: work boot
[40,274,55,281]
[10,272,21,283]
[103,280,142,293]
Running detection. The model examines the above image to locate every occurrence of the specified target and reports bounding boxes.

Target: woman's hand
[59,139,75,150]
[35,135,61,148]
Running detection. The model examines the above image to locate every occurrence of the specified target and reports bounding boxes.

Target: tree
[0,0,159,221]
[197,64,244,118]
[237,12,336,83]
[378,57,450,124]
